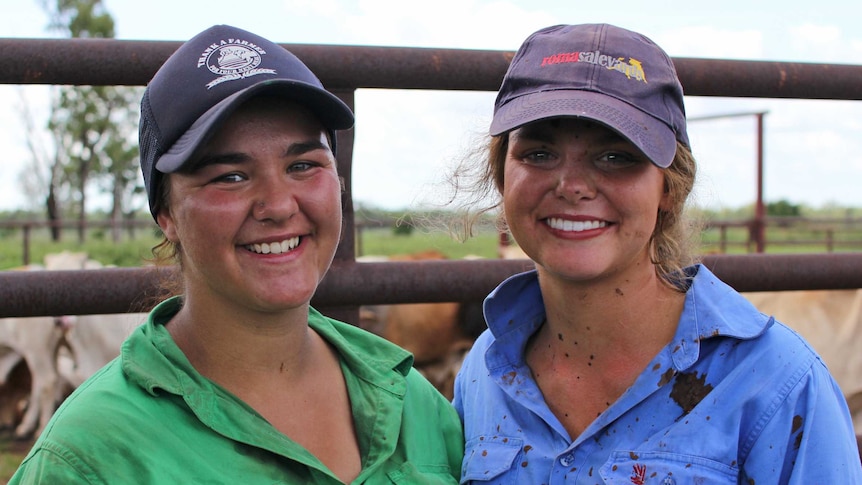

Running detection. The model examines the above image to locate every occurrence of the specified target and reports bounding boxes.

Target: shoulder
[41,359,163,440]
[12,361,154,484]
[309,307,415,375]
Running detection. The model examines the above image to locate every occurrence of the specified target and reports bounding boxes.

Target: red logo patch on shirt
[630,463,646,484]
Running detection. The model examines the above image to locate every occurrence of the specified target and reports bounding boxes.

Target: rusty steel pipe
[3,38,862,99]
[3,254,862,319]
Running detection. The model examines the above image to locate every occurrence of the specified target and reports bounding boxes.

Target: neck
[535,265,685,361]
[166,296,316,387]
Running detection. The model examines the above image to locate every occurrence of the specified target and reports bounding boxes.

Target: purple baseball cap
[490,23,689,168]
[139,24,354,217]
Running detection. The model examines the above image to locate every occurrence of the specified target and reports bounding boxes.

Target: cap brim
[490,90,677,168]
[155,79,354,173]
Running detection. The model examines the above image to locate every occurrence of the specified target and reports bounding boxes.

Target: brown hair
[448,133,701,291]
[140,173,184,312]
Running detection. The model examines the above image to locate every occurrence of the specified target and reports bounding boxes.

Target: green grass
[0,226,163,270]
[356,227,499,260]
[0,225,501,270]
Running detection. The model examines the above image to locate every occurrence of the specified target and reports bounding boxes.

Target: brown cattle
[366,249,467,365]
[358,250,486,396]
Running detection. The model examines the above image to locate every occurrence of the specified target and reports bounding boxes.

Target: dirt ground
[0,430,34,484]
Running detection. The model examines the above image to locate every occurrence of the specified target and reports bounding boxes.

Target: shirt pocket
[599,450,737,484]
[460,435,523,483]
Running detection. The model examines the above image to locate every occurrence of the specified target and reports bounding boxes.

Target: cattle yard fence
[2,37,862,323]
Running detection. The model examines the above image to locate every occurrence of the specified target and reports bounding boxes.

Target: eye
[524,150,555,163]
[515,148,561,169]
[287,160,316,173]
[595,151,642,171]
[210,172,246,184]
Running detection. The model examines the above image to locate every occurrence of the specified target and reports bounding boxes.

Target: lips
[245,236,300,254]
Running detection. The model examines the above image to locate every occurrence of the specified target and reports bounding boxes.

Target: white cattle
[0,353,31,432]
[57,312,144,388]
[0,316,69,438]
[0,251,138,438]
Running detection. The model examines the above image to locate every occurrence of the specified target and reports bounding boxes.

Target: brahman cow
[0,251,138,438]
[0,316,70,438]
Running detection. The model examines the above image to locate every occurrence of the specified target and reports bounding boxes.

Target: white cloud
[658,26,764,59]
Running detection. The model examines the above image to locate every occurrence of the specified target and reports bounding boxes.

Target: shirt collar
[670,264,772,369]
[123,298,414,398]
[482,265,773,372]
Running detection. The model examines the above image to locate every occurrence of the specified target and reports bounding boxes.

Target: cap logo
[197,38,276,89]
[541,50,647,83]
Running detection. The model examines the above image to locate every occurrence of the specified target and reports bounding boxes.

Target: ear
[658,177,673,212]
[156,209,180,243]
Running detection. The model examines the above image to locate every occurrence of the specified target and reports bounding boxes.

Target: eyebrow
[285,140,330,157]
[191,139,332,170]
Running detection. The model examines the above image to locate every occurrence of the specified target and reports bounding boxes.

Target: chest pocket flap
[461,435,523,482]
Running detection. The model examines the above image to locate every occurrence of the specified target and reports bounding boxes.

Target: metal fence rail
[2,38,862,322]
[3,253,862,319]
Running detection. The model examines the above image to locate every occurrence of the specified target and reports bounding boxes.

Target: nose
[554,159,595,203]
[251,177,298,223]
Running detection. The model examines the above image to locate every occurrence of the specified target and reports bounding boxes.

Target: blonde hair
[448,133,701,291]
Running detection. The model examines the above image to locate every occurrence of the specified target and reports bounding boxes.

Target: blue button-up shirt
[453,265,861,484]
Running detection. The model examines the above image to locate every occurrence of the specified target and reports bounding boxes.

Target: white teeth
[547,218,607,232]
[246,237,300,254]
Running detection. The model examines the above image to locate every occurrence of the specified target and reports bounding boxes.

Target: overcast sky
[2,0,861,213]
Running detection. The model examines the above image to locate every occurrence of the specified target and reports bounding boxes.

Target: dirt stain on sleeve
[792,415,804,450]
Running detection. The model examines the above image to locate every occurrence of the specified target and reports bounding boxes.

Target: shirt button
[559,453,575,467]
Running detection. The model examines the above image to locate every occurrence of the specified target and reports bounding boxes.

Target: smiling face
[156,96,342,315]
[502,118,668,286]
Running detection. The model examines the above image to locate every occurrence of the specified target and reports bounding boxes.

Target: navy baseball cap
[139,24,354,218]
[490,23,688,168]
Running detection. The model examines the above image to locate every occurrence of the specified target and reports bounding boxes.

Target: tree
[766,199,801,217]
[38,0,142,242]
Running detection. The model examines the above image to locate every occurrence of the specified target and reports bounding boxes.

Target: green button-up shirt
[11,297,463,484]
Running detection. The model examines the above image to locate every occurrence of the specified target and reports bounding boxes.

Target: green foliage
[30,0,144,242]
[392,221,414,236]
[766,199,801,217]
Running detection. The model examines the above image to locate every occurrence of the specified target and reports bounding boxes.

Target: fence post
[22,223,31,266]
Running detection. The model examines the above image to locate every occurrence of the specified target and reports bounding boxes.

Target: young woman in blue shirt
[451,23,861,484]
